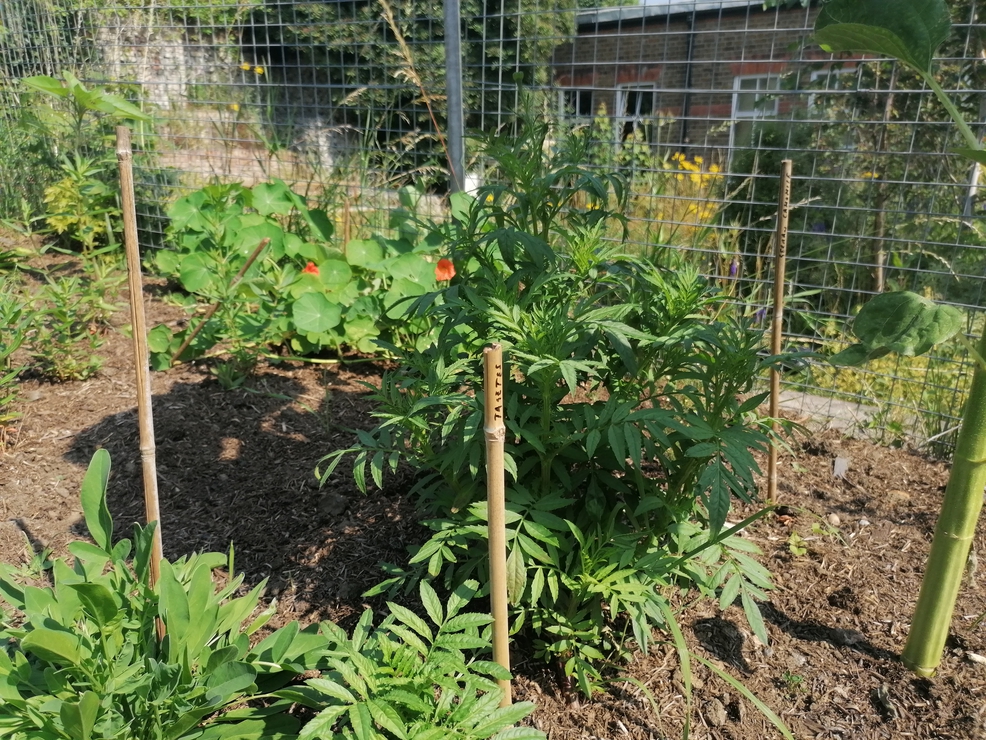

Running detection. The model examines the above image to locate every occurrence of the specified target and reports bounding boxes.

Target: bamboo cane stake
[116,127,165,639]
[483,343,511,707]
[171,237,271,364]
[767,159,792,504]
[902,326,986,675]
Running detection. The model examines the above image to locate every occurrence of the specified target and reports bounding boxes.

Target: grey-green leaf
[843,291,963,363]
[814,0,951,74]
[21,628,82,666]
[951,148,986,165]
[60,691,99,740]
[68,583,119,627]
[80,449,113,551]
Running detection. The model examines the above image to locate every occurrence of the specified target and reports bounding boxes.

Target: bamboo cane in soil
[483,343,512,707]
[116,127,165,639]
[902,327,986,675]
[767,159,793,504]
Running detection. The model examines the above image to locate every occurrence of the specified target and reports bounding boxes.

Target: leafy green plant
[26,272,119,381]
[279,580,544,740]
[149,179,441,371]
[17,71,150,254]
[0,451,544,739]
[42,153,121,253]
[814,0,986,678]
[0,281,31,446]
[322,117,791,694]
[0,449,326,739]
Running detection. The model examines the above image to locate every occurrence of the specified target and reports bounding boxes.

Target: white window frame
[558,87,594,121]
[615,82,657,141]
[807,67,858,111]
[729,74,781,150]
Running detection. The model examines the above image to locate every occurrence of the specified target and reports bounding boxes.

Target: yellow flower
[693,155,703,164]
[485,193,494,203]
[860,171,880,179]
[228,103,239,112]
[240,63,251,71]
[254,66,264,75]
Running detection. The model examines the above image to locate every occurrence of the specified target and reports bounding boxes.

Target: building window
[559,88,593,120]
[616,83,657,140]
[807,67,856,110]
[730,75,780,148]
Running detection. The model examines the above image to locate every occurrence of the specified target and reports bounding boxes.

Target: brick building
[552,0,824,153]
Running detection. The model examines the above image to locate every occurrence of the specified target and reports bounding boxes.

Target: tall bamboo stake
[767,159,792,504]
[483,343,511,707]
[116,127,165,624]
[902,327,986,675]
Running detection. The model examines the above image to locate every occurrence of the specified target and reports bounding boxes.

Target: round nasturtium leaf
[345,239,384,268]
[179,253,216,293]
[251,181,296,216]
[291,293,342,334]
[383,278,428,320]
[343,315,380,349]
[283,233,305,259]
[386,253,436,286]
[232,222,284,260]
[318,260,352,291]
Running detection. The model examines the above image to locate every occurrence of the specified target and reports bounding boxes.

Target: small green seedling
[787,532,808,557]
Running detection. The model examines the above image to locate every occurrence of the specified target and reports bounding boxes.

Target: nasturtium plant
[149,180,443,370]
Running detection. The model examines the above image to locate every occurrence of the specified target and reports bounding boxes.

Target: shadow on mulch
[65,366,424,627]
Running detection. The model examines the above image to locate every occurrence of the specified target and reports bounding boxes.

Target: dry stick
[170,237,271,364]
[116,126,165,641]
[767,159,793,504]
[483,343,512,707]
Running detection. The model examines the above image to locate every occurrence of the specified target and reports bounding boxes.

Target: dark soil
[1,249,984,740]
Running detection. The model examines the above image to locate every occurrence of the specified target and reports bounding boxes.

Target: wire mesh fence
[1,0,984,451]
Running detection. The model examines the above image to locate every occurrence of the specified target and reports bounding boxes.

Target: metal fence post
[444,0,466,193]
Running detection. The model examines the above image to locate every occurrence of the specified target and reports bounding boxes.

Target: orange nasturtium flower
[302,262,319,276]
[435,258,456,281]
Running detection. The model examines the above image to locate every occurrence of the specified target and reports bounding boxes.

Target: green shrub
[0,281,30,445]
[323,118,790,694]
[0,450,544,739]
[25,270,121,382]
[16,71,151,254]
[0,450,325,739]
[284,580,543,740]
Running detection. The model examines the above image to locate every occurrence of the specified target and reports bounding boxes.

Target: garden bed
[1,249,985,740]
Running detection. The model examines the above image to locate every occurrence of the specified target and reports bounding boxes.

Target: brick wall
[553,1,821,152]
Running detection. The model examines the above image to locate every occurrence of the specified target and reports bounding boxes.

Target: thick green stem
[902,328,986,676]
[922,72,982,151]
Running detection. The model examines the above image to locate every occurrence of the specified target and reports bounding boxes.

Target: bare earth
[1,252,984,740]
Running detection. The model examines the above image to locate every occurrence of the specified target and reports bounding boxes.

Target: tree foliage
[245,0,632,183]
